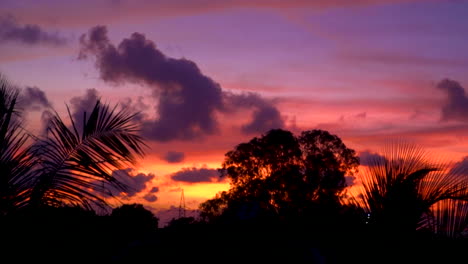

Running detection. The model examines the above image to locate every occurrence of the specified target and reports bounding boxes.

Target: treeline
[2,73,468,263]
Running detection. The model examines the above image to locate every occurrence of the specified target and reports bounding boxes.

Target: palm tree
[29,100,147,210]
[0,73,147,213]
[0,75,36,215]
[352,141,468,239]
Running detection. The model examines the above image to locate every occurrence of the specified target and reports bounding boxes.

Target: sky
[1,0,468,225]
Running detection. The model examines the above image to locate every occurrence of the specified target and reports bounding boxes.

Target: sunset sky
[1,0,468,225]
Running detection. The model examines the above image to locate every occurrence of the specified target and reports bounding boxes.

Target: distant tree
[166,216,197,229]
[199,128,360,225]
[111,203,159,233]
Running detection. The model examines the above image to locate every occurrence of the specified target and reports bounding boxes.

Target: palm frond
[428,198,468,238]
[0,75,36,215]
[351,140,468,236]
[30,99,147,209]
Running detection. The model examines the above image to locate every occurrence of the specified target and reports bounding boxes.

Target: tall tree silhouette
[200,128,359,224]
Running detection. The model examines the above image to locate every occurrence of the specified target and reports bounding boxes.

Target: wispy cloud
[0,15,67,46]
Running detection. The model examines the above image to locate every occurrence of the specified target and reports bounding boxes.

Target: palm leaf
[30,99,147,210]
[0,75,36,215]
[351,140,468,237]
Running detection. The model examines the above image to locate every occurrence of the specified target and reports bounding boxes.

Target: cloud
[79,25,284,141]
[449,156,468,176]
[143,186,160,202]
[69,88,100,130]
[358,150,387,166]
[143,194,158,202]
[118,96,148,122]
[0,15,67,46]
[224,92,284,134]
[79,26,223,141]
[163,151,185,163]
[19,86,51,111]
[102,168,156,199]
[437,79,468,122]
[171,167,222,183]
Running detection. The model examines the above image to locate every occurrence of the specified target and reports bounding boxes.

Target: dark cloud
[224,92,284,134]
[15,86,52,113]
[79,25,223,141]
[163,151,185,163]
[437,79,468,122]
[143,194,158,202]
[19,86,52,111]
[0,15,67,46]
[69,88,100,130]
[149,187,159,193]
[171,167,222,183]
[118,96,148,122]
[102,168,156,198]
[358,150,387,166]
[79,25,284,141]
[242,105,284,134]
[449,156,468,176]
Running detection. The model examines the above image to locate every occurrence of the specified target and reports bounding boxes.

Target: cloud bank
[78,25,284,141]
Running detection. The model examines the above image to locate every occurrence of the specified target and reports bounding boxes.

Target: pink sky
[1,0,468,225]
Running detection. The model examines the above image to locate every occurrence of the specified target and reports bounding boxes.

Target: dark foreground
[2,212,467,264]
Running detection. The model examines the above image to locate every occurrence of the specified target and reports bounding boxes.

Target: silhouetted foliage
[352,141,468,239]
[0,73,147,214]
[30,100,147,210]
[0,75,36,215]
[200,128,360,230]
[111,203,158,233]
[166,216,197,229]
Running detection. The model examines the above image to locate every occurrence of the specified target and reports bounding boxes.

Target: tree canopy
[200,128,359,223]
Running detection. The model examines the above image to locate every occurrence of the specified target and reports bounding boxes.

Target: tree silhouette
[200,128,360,226]
[111,203,158,233]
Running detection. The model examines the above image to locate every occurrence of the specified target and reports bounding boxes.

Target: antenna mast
[179,189,186,218]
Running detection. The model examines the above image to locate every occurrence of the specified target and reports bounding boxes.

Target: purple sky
[1,0,468,224]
